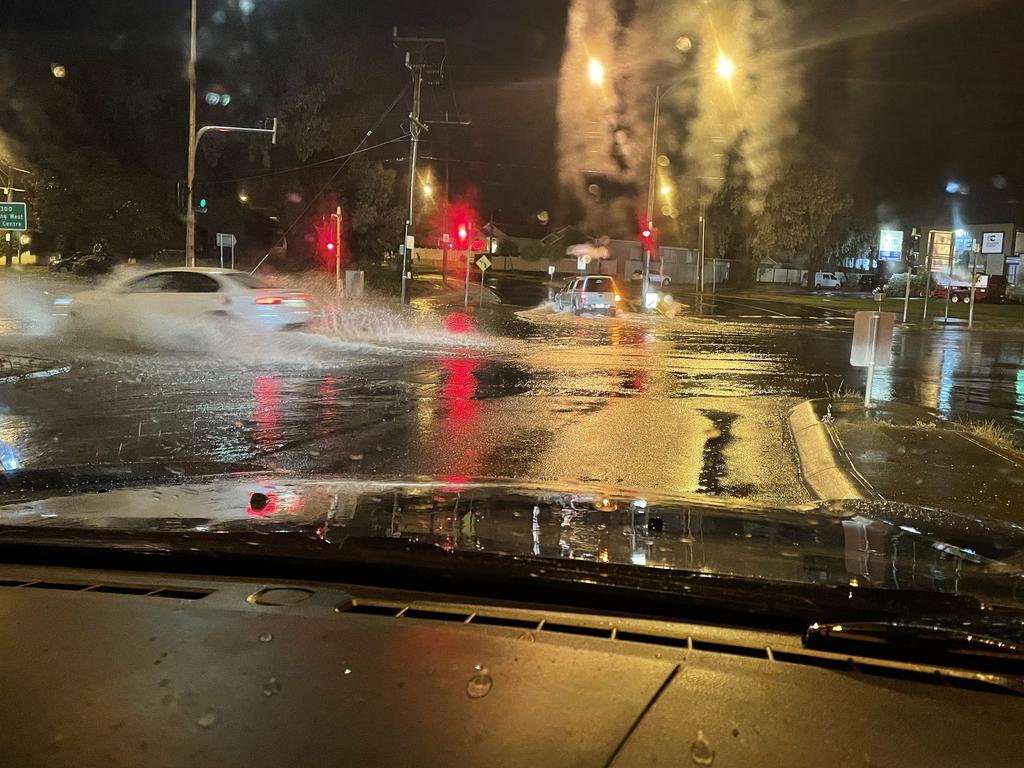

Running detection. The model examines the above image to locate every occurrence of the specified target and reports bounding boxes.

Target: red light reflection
[252,375,282,450]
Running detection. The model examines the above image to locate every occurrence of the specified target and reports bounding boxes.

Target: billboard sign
[879,229,904,261]
[982,232,1004,254]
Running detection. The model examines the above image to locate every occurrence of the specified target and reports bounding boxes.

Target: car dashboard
[1,561,1021,767]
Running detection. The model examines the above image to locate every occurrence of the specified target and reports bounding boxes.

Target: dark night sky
[2,0,1023,230]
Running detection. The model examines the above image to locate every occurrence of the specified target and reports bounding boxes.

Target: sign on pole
[852,310,896,407]
[475,255,492,272]
[216,233,237,269]
[878,229,904,262]
[851,311,895,367]
[0,202,27,231]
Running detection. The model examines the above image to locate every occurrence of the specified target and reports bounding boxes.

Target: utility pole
[400,59,425,304]
[185,0,198,267]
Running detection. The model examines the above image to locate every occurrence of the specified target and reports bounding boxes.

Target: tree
[338,158,404,267]
[752,161,852,289]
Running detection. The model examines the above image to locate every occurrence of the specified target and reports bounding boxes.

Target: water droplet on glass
[262,677,281,697]
[258,632,274,643]
[466,669,493,699]
[196,709,221,729]
[691,730,715,766]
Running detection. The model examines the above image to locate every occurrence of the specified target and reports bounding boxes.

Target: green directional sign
[0,203,27,231]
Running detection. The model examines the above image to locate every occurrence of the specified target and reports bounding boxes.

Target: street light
[660,184,671,197]
[422,184,433,197]
[587,58,605,87]
[716,52,735,83]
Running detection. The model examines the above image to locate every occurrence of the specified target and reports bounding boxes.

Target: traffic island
[0,355,71,383]
[791,397,1024,522]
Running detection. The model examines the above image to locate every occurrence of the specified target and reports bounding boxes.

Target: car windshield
[3,0,1024,628]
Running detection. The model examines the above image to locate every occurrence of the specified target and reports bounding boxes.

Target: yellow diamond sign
[476,255,492,271]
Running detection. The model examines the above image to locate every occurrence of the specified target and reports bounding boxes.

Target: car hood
[0,472,1022,609]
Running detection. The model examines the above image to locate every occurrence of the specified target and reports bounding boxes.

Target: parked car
[54,268,312,333]
[553,275,622,316]
[630,270,672,288]
[47,251,86,273]
[813,272,842,290]
[857,274,883,291]
[71,252,115,277]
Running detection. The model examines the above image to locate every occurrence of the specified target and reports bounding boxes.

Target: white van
[814,272,842,290]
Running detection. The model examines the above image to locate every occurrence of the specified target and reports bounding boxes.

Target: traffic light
[454,222,471,249]
[641,226,655,253]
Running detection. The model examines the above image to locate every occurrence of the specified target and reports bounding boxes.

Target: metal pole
[464,250,471,308]
[699,200,707,294]
[219,243,224,269]
[712,257,717,295]
[334,207,343,296]
[922,231,934,321]
[400,65,424,305]
[864,311,879,408]
[968,249,977,330]
[230,240,235,270]
[902,261,912,322]
[185,0,198,268]
[944,235,954,322]
[4,178,11,267]
[480,264,485,306]
[642,86,661,313]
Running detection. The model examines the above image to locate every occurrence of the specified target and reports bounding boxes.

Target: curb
[787,399,874,502]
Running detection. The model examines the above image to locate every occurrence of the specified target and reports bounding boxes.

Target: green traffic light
[198,198,208,209]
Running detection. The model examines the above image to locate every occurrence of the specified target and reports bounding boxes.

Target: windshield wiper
[804,621,1024,674]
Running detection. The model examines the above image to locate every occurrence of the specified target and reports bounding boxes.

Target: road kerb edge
[788,399,871,502]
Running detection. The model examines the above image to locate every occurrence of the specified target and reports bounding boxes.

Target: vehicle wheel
[963,297,971,304]
[608,309,617,318]
[951,295,959,303]
[815,284,822,290]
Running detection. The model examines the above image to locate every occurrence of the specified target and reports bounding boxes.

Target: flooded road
[0,274,1022,505]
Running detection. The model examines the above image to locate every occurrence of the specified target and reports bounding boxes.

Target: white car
[631,270,672,288]
[54,268,312,333]
[814,272,842,290]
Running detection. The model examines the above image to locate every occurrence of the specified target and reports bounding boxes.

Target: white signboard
[981,232,1004,254]
[216,233,236,248]
[879,229,904,262]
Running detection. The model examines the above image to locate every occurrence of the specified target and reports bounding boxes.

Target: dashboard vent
[338,599,1022,697]
[0,579,212,600]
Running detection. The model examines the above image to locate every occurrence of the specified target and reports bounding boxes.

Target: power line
[205,135,410,185]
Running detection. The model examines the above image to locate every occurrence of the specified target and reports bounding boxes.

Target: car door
[557,280,576,311]
[166,272,223,318]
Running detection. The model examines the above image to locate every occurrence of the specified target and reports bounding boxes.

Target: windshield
[2,0,1024,626]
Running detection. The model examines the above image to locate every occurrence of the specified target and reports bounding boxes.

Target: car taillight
[255,296,285,305]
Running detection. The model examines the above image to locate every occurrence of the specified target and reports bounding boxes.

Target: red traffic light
[326,242,335,251]
[641,228,652,239]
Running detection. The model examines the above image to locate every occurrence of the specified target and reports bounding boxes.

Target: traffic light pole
[184,122,277,268]
[642,86,661,313]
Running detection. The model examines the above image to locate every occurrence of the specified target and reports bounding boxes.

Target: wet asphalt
[0,273,1022,507]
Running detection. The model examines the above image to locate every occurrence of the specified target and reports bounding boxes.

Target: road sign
[0,202,27,231]
[879,229,903,262]
[476,255,492,271]
[216,232,237,269]
[851,311,895,368]
[547,265,556,277]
